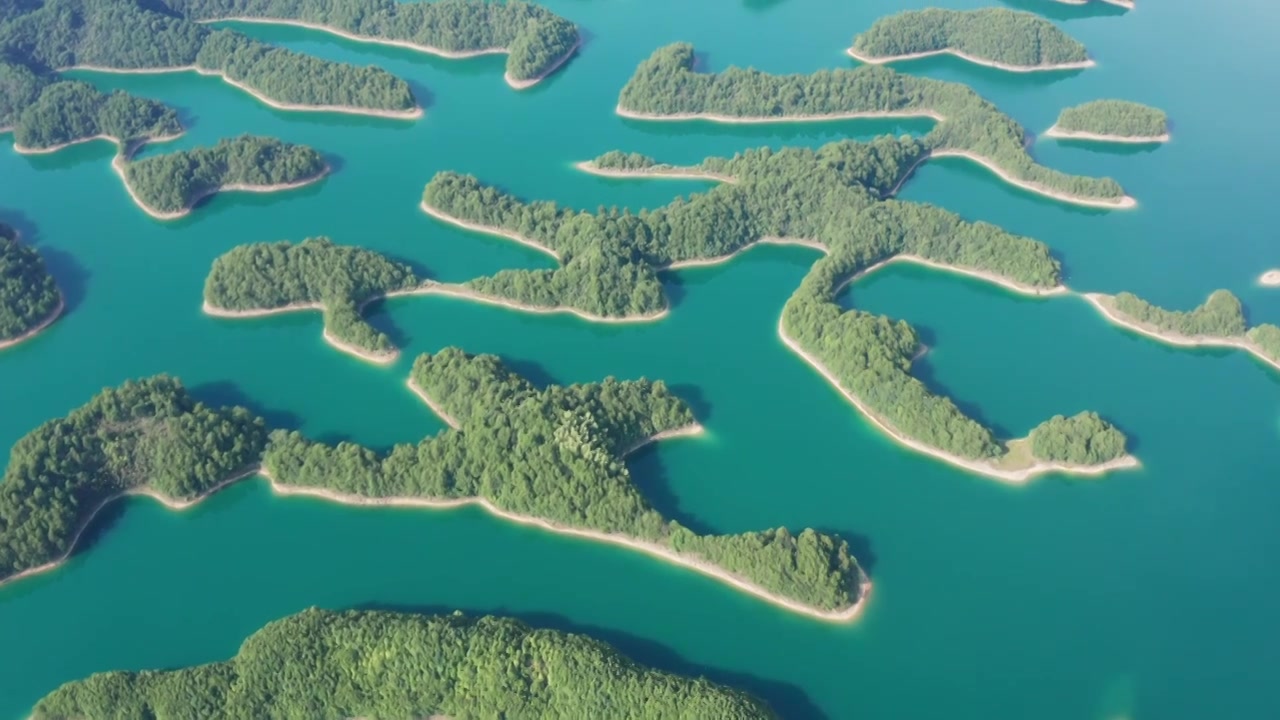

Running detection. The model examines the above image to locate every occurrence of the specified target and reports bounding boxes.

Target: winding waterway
[3,0,1279,717]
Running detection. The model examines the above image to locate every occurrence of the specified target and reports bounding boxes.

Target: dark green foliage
[618,43,1125,201]
[205,237,420,356]
[262,349,865,610]
[1028,412,1128,464]
[125,134,327,213]
[1055,99,1169,137]
[852,8,1089,66]
[163,0,579,82]
[592,150,659,170]
[1111,289,1247,337]
[12,80,182,150]
[0,59,50,128]
[0,376,268,581]
[33,608,777,719]
[0,222,60,342]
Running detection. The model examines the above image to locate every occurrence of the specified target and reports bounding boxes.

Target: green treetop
[1054,100,1170,138]
[852,8,1089,68]
[0,222,61,342]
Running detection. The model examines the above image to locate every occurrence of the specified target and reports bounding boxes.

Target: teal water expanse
[3,0,1280,716]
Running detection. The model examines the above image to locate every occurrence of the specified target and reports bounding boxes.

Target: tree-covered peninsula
[1048,100,1170,142]
[6,77,184,153]
[617,43,1132,208]
[849,8,1091,71]
[0,0,419,117]
[0,376,268,584]
[204,237,422,362]
[1085,290,1280,370]
[421,135,1137,481]
[122,135,329,219]
[0,222,62,348]
[32,608,776,719]
[167,0,581,87]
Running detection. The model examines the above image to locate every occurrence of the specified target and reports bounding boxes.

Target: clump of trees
[11,80,182,151]
[1028,412,1128,464]
[164,0,579,82]
[0,223,61,342]
[0,376,268,582]
[617,43,1126,201]
[124,134,327,214]
[851,8,1089,67]
[262,348,867,611]
[1111,289,1247,338]
[205,237,421,357]
[592,150,659,170]
[1054,100,1169,138]
[33,608,777,719]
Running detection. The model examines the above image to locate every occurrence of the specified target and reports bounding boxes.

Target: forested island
[849,8,1092,71]
[417,135,1138,481]
[170,0,581,89]
[0,0,421,118]
[1047,100,1170,143]
[5,78,184,153]
[616,43,1134,209]
[32,608,776,719]
[1084,290,1280,370]
[0,222,63,349]
[0,357,869,620]
[120,135,329,219]
[204,237,423,363]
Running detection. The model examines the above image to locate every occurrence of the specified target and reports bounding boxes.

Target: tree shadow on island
[349,601,832,720]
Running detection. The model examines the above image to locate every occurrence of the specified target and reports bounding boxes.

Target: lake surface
[3,0,1279,717]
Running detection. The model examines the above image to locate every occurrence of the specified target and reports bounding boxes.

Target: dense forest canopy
[263,348,866,610]
[162,0,580,81]
[33,608,777,719]
[1054,99,1169,137]
[1027,412,1128,465]
[205,237,421,356]
[852,8,1089,67]
[618,43,1125,202]
[0,222,61,342]
[1104,290,1280,365]
[0,376,268,581]
[124,134,327,214]
[8,77,183,151]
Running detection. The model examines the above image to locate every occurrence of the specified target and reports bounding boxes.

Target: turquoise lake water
[3,0,1280,717]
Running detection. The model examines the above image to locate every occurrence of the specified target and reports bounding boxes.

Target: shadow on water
[910,337,1012,440]
[1000,0,1129,21]
[0,210,92,314]
[405,78,435,113]
[815,525,878,576]
[620,114,937,146]
[876,53,1086,90]
[501,354,559,390]
[189,379,304,432]
[670,382,713,423]
[743,0,789,12]
[71,496,130,567]
[1040,136,1165,157]
[922,156,1112,218]
[350,601,830,720]
[627,444,716,536]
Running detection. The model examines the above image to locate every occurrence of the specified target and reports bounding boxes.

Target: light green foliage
[11,80,182,151]
[592,150,659,170]
[618,43,1125,201]
[1055,100,1169,137]
[0,376,268,581]
[1111,289,1247,337]
[263,348,865,610]
[0,223,60,341]
[1246,324,1280,363]
[204,237,420,356]
[852,8,1089,66]
[33,608,777,719]
[1028,412,1128,464]
[125,135,326,213]
[164,0,579,82]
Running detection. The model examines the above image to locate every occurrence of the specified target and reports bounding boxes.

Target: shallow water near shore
[3,0,1280,717]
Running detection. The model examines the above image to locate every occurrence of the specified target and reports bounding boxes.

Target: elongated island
[849,8,1093,72]
[1083,290,1280,371]
[0,355,871,621]
[31,608,776,719]
[1046,100,1170,143]
[616,43,1135,209]
[0,222,63,350]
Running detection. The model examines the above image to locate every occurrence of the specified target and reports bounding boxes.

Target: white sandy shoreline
[1259,270,1280,287]
[505,38,581,90]
[421,201,562,260]
[846,46,1094,74]
[929,149,1136,209]
[1044,126,1169,144]
[0,294,64,351]
[574,160,737,184]
[616,103,945,124]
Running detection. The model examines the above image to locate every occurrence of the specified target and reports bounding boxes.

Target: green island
[616,43,1134,209]
[0,0,421,120]
[171,0,582,89]
[120,135,329,220]
[1083,290,1280,371]
[31,607,775,719]
[203,237,423,363]
[0,222,63,350]
[415,134,1138,482]
[4,76,184,154]
[1047,100,1171,143]
[849,8,1092,72]
[0,355,871,620]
